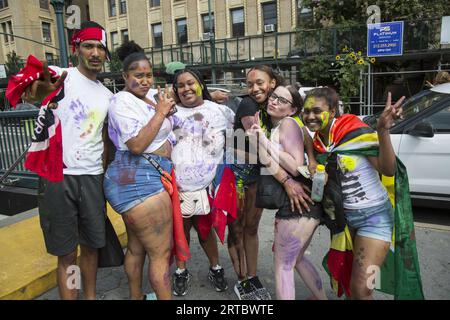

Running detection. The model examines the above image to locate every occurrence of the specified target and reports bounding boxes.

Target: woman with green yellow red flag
[302,87,424,300]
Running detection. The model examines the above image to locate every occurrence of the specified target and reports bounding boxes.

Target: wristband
[281,175,292,185]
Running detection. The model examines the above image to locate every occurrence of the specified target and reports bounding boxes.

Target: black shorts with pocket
[38,174,106,257]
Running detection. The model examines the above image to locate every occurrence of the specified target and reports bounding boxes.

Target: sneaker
[172,269,192,296]
[208,267,228,292]
[248,276,271,300]
[234,280,258,300]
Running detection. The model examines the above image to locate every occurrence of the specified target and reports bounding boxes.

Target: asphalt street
[36,206,450,300]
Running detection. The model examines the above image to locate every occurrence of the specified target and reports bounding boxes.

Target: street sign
[441,16,450,45]
[367,21,404,57]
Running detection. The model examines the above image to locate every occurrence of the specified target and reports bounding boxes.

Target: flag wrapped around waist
[196,164,238,244]
[315,114,424,300]
[6,55,65,182]
[170,169,191,262]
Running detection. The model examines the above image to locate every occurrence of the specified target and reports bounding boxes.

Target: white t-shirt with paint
[50,66,112,175]
[338,154,389,210]
[171,100,235,192]
[108,90,175,153]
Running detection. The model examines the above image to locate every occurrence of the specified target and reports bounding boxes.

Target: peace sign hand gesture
[23,61,67,104]
[377,92,405,132]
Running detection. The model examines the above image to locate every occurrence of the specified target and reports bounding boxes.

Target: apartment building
[0,0,89,66]
[90,0,310,52]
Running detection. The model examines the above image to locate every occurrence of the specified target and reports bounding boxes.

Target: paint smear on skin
[194,83,203,97]
[275,221,303,270]
[304,97,315,110]
[320,111,330,130]
[298,257,323,291]
[130,79,140,90]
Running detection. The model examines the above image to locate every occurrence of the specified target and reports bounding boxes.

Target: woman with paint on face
[170,68,235,297]
[229,65,315,300]
[302,87,423,300]
[104,41,176,300]
[246,84,327,300]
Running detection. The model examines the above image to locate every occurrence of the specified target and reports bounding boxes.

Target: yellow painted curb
[0,204,126,300]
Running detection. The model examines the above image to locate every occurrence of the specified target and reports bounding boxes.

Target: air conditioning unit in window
[202,32,211,41]
[264,24,275,33]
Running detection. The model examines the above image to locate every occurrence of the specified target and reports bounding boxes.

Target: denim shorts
[104,150,172,214]
[344,199,394,243]
[230,163,260,187]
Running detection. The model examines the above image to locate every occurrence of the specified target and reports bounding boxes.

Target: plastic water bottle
[311,165,326,202]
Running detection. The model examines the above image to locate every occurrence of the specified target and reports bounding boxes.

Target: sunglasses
[268,92,293,106]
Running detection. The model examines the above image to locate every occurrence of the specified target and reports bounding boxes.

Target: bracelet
[281,175,292,185]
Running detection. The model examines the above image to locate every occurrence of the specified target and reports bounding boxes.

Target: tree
[108,50,122,73]
[5,51,23,75]
[301,0,450,26]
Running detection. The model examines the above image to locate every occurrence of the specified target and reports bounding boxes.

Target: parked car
[363,82,450,209]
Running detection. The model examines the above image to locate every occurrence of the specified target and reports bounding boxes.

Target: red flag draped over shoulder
[6,55,64,182]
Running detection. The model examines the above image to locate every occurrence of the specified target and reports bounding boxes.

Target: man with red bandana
[24,21,113,300]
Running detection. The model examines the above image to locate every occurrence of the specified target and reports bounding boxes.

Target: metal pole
[368,63,372,115]
[51,0,69,68]
[208,0,216,84]
[359,69,363,115]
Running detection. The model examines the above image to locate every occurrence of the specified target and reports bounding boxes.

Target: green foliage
[333,46,375,105]
[69,54,79,67]
[301,0,450,25]
[108,50,123,72]
[5,51,23,75]
[298,55,333,86]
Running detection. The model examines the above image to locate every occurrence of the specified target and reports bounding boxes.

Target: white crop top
[108,91,173,153]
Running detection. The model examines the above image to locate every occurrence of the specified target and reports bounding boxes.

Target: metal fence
[145,18,446,68]
[0,110,38,188]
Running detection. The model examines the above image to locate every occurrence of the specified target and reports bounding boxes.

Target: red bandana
[71,27,110,60]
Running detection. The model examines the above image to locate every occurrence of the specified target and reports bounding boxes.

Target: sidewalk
[0,205,126,300]
[37,210,450,300]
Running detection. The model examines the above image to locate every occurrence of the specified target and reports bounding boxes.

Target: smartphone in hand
[153,93,177,117]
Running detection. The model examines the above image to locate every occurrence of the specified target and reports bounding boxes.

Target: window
[231,8,245,37]
[121,29,129,43]
[45,52,54,65]
[1,22,7,43]
[2,21,13,43]
[152,23,163,48]
[262,1,277,32]
[0,0,8,10]
[149,0,160,7]
[119,0,126,14]
[297,0,312,28]
[110,31,119,50]
[7,20,13,41]
[424,105,450,133]
[202,13,215,34]
[42,22,52,43]
[176,18,187,44]
[39,0,49,10]
[108,0,116,17]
